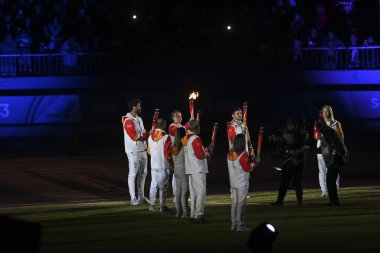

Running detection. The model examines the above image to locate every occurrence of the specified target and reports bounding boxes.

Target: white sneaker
[130,197,139,206]
[321,192,328,198]
[149,205,158,212]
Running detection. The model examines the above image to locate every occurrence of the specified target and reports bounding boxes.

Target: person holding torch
[122,98,149,206]
[184,120,214,224]
[227,106,256,161]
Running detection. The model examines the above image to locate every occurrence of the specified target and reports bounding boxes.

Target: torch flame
[189,91,199,100]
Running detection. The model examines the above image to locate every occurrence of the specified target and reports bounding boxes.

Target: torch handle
[242,102,248,130]
[196,110,201,124]
[151,109,160,131]
[211,123,218,143]
[256,127,264,163]
[189,99,194,119]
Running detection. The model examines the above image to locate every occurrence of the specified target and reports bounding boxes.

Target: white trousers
[149,168,170,206]
[188,173,206,218]
[127,151,147,200]
[175,173,189,214]
[317,154,340,193]
[231,185,248,229]
[172,175,176,197]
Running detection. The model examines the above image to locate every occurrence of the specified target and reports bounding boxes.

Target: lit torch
[189,91,199,119]
[151,108,160,131]
[256,126,264,163]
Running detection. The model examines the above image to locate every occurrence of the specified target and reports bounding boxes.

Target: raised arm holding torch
[242,102,255,160]
[189,91,199,119]
[151,108,160,132]
[242,102,248,132]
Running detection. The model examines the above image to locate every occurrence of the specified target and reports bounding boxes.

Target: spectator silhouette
[290,13,306,60]
[348,33,360,68]
[306,27,320,48]
[43,17,63,52]
[60,38,81,74]
[15,26,33,73]
[362,35,377,68]
[321,31,345,69]
[0,33,17,76]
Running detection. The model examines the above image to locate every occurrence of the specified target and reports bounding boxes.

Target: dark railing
[1,47,380,77]
[290,46,380,70]
[0,53,113,77]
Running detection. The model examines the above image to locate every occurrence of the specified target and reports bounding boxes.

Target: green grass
[1,186,380,253]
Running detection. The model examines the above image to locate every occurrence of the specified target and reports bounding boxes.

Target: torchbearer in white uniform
[184,120,214,224]
[228,134,257,232]
[227,106,256,198]
[122,98,149,206]
[147,118,173,212]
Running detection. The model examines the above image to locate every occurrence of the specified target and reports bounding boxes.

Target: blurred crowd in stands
[0,0,378,55]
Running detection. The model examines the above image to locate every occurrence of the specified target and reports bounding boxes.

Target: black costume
[273,127,308,206]
[319,124,345,206]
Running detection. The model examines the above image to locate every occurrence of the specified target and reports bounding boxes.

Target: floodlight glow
[227,25,231,30]
[266,224,276,232]
[247,221,278,253]
[132,14,137,19]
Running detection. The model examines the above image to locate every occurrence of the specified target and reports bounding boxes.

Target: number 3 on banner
[0,104,10,118]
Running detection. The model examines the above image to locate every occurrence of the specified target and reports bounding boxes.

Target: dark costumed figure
[315,117,346,206]
[271,117,309,206]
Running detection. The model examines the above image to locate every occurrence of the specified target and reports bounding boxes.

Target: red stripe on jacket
[124,118,139,141]
[191,135,208,160]
[239,152,252,172]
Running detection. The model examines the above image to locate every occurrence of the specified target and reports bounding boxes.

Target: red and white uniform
[123,113,148,202]
[148,129,172,170]
[147,129,172,207]
[184,131,209,218]
[227,151,253,188]
[169,122,189,143]
[123,113,147,153]
[227,120,254,156]
[227,150,255,230]
[184,133,209,174]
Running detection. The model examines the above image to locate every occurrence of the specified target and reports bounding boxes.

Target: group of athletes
[122,97,347,231]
